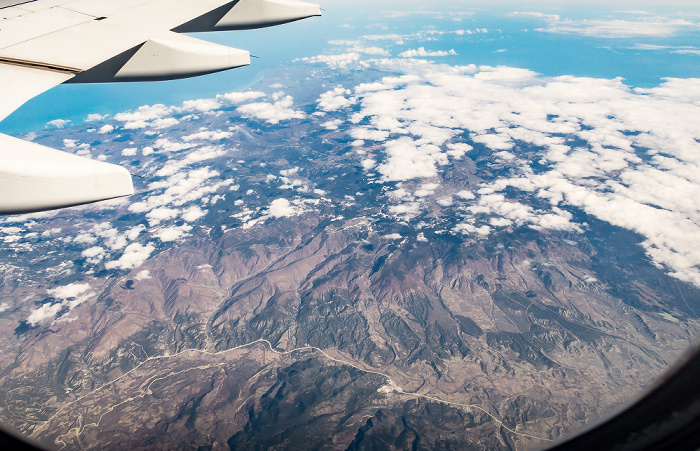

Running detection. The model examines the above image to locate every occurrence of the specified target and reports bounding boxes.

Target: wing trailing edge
[0,133,134,214]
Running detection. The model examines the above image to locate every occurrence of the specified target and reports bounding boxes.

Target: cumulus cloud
[46,119,70,128]
[236,94,305,124]
[180,98,221,112]
[322,119,343,130]
[105,243,155,270]
[266,198,303,218]
[154,224,193,242]
[135,270,151,281]
[153,138,195,153]
[114,104,173,129]
[27,282,93,326]
[218,91,266,104]
[455,29,488,35]
[297,52,361,68]
[317,86,357,111]
[85,113,109,122]
[376,138,445,181]
[182,129,233,142]
[399,47,457,58]
[82,246,106,264]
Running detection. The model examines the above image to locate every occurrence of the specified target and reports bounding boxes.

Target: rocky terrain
[1,203,697,449]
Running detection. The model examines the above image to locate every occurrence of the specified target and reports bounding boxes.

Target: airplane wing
[0,0,321,214]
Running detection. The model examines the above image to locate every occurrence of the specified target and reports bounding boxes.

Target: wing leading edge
[0,0,321,215]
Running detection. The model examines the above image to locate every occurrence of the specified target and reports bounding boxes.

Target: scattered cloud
[182,129,233,142]
[46,119,70,129]
[296,52,361,68]
[399,47,457,58]
[85,113,109,122]
[218,91,266,104]
[317,86,357,111]
[236,94,305,124]
[27,282,93,325]
[105,243,155,270]
[266,198,303,218]
[153,224,193,242]
[338,60,700,285]
[135,270,151,281]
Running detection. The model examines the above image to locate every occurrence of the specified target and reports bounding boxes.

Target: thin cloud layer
[537,17,698,38]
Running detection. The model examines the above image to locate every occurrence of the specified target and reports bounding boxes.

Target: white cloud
[322,119,343,130]
[153,138,195,153]
[105,243,155,270]
[630,44,700,55]
[146,207,180,225]
[317,86,357,111]
[154,224,193,242]
[537,18,697,38]
[46,119,70,128]
[114,103,174,129]
[182,205,206,222]
[437,197,453,206]
[399,47,457,58]
[456,190,476,200]
[85,113,109,122]
[218,91,266,104]
[266,198,303,218]
[297,52,361,68]
[388,202,422,220]
[280,167,300,177]
[135,270,151,281]
[121,147,138,156]
[376,138,444,181]
[27,283,93,326]
[48,283,92,300]
[509,11,560,21]
[82,246,106,264]
[182,129,233,142]
[27,303,63,326]
[352,45,390,56]
[361,33,405,43]
[180,98,221,112]
[237,95,305,124]
[455,29,488,35]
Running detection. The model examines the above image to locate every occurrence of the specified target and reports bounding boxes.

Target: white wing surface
[0,0,321,214]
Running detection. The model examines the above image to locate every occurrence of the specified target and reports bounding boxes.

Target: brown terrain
[0,208,697,450]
